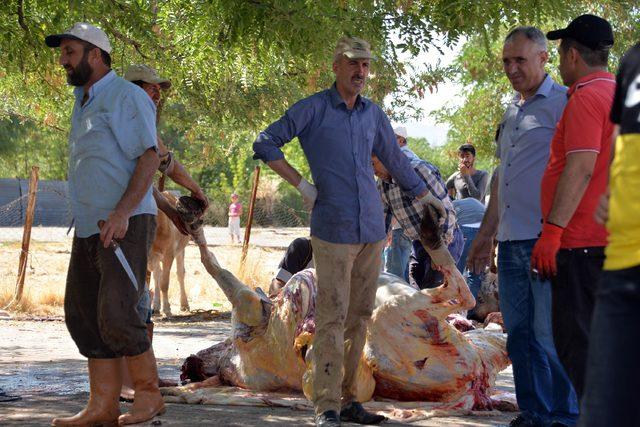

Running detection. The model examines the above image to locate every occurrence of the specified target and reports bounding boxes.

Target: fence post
[240,166,260,267]
[4,166,39,309]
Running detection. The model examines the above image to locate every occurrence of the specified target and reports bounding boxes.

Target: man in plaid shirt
[373,155,464,289]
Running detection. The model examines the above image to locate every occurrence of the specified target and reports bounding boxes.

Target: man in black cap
[532,14,616,403]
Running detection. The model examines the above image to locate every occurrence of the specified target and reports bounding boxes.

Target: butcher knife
[97,220,139,291]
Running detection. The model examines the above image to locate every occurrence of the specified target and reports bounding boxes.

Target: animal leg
[150,255,162,314]
[177,249,189,312]
[160,255,174,317]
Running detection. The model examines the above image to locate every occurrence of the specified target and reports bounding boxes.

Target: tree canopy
[1,1,638,201]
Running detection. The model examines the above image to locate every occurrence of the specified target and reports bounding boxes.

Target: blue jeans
[579,264,640,427]
[498,240,578,426]
[409,226,464,289]
[383,228,412,281]
[457,226,483,305]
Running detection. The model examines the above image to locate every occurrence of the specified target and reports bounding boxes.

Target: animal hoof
[180,306,190,313]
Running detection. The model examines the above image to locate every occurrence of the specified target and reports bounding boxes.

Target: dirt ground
[0,319,515,426]
[0,226,516,426]
[0,226,308,315]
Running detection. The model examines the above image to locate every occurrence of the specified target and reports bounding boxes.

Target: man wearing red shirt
[532,14,615,402]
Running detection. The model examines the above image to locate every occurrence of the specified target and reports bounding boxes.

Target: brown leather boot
[118,349,165,425]
[52,358,122,426]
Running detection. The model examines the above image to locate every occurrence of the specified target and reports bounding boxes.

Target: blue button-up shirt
[68,71,158,238]
[495,74,567,241]
[253,84,426,244]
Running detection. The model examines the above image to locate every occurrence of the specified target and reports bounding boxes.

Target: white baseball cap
[45,22,112,54]
[393,126,408,139]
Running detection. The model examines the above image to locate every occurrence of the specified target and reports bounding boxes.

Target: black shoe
[315,410,341,427]
[509,415,538,427]
[340,401,386,425]
[550,423,569,427]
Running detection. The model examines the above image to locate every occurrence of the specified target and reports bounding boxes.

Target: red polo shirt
[540,71,615,248]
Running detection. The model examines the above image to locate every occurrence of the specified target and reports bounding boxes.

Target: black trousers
[551,246,604,400]
[579,264,640,427]
[278,237,313,278]
[64,214,156,359]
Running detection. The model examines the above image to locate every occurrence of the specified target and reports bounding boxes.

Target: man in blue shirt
[452,196,486,318]
[45,23,165,426]
[467,27,578,427]
[253,36,442,427]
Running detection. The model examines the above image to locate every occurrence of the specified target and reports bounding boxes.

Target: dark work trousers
[551,246,604,400]
[579,264,640,427]
[64,214,157,359]
[278,237,313,277]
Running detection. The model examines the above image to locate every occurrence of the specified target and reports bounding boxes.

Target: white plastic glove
[417,193,446,225]
[296,177,317,211]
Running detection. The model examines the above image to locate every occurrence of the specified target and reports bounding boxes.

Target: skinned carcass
[180,202,510,409]
[149,191,191,316]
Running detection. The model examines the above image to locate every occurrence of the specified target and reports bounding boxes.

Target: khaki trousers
[310,236,384,415]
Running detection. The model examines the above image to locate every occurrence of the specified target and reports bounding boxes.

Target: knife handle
[97,220,119,249]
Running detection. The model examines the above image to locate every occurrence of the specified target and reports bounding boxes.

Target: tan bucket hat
[123,64,171,89]
[334,36,373,60]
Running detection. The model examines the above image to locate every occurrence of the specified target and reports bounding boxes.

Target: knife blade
[98,220,139,291]
[110,240,139,291]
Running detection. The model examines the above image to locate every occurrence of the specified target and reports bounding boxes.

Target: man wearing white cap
[45,23,165,426]
[393,126,420,162]
[382,126,421,280]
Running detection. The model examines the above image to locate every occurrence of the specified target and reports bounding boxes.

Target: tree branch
[16,0,30,35]
[99,20,150,59]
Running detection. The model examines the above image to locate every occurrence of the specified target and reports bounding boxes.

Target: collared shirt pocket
[70,111,112,157]
[518,113,546,134]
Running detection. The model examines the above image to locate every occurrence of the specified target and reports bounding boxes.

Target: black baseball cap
[547,14,614,50]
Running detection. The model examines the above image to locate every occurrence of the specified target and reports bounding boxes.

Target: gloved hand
[531,222,564,280]
[296,177,317,211]
[417,193,446,225]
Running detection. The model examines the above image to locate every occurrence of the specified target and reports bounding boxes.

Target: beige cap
[393,126,408,139]
[123,64,171,89]
[45,22,112,54]
[334,36,373,60]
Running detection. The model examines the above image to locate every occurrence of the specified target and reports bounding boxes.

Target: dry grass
[0,241,282,317]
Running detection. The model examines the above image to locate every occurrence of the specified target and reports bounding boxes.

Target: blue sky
[388,39,464,146]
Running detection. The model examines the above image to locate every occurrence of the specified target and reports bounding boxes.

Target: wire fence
[0,178,310,230]
[0,173,310,313]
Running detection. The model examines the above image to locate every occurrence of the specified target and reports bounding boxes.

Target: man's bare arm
[267,158,318,211]
[157,135,208,208]
[467,168,500,274]
[266,159,303,187]
[546,152,598,227]
[100,147,160,246]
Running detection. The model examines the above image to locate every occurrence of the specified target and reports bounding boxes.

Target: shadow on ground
[0,319,514,426]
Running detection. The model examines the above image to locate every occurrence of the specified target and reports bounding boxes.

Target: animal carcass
[149,191,191,316]
[181,225,510,409]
